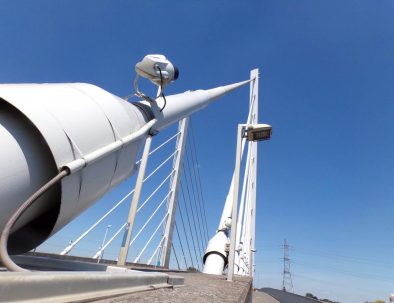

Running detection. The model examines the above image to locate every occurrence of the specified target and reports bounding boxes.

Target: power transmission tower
[281,239,294,293]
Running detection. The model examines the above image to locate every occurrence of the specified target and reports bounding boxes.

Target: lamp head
[245,124,272,141]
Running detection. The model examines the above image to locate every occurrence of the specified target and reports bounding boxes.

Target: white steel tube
[248,69,259,277]
[160,118,189,268]
[227,124,243,282]
[117,135,153,265]
[64,119,157,174]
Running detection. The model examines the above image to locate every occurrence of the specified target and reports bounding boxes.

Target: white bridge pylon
[56,70,264,275]
[53,76,257,271]
[203,69,265,277]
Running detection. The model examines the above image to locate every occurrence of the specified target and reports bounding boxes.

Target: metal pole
[98,225,111,263]
[117,135,153,266]
[248,69,259,277]
[160,118,189,268]
[227,124,243,281]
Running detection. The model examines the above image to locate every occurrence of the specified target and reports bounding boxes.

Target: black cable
[179,182,201,270]
[156,66,167,112]
[171,243,181,271]
[190,119,210,242]
[176,199,195,269]
[186,135,209,244]
[184,147,206,254]
[181,162,203,264]
[0,168,70,272]
[174,222,188,270]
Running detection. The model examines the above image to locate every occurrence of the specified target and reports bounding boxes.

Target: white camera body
[135,54,179,87]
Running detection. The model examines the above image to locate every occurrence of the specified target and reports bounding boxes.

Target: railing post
[160,117,189,268]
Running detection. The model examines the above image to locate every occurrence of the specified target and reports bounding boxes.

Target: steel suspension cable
[134,213,168,263]
[172,243,181,270]
[129,191,170,247]
[181,162,204,263]
[93,222,126,258]
[147,235,166,265]
[174,222,188,270]
[143,149,177,181]
[189,120,210,242]
[62,158,172,255]
[186,137,209,244]
[137,172,172,212]
[176,197,195,269]
[136,132,179,165]
[179,182,201,270]
[183,149,205,254]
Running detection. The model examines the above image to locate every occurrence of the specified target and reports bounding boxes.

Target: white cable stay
[92,223,127,259]
[137,172,172,213]
[147,235,166,265]
[91,173,172,258]
[129,191,170,247]
[143,149,177,182]
[60,189,135,255]
[136,132,179,165]
[61,150,176,255]
[133,213,169,263]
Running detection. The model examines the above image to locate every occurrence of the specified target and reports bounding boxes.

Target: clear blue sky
[1,1,393,302]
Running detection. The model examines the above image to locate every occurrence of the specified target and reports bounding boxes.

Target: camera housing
[135,54,179,87]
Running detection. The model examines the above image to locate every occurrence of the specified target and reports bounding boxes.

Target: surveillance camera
[135,54,179,87]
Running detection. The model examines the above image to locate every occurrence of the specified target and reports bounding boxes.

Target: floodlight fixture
[245,124,272,142]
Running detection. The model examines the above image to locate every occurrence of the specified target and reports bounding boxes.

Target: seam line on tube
[62,119,157,174]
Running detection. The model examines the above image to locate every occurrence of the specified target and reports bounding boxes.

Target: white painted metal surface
[160,117,189,268]
[0,77,252,254]
[202,231,229,275]
[248,69,259,277]
[227,124,243,281]
[0,83,148,253]
[147,80,252,132]
[118,135,153,266]
[203,69,258,274]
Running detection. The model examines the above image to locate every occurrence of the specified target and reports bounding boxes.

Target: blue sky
[1,1,394,302]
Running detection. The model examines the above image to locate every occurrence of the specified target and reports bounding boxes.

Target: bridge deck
[92,272,252,303]
[1,253,252,303]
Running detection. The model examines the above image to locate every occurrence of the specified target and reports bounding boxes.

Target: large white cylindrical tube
[0,83,150,253]
[202,231,228,275]
[0,78,251,254]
